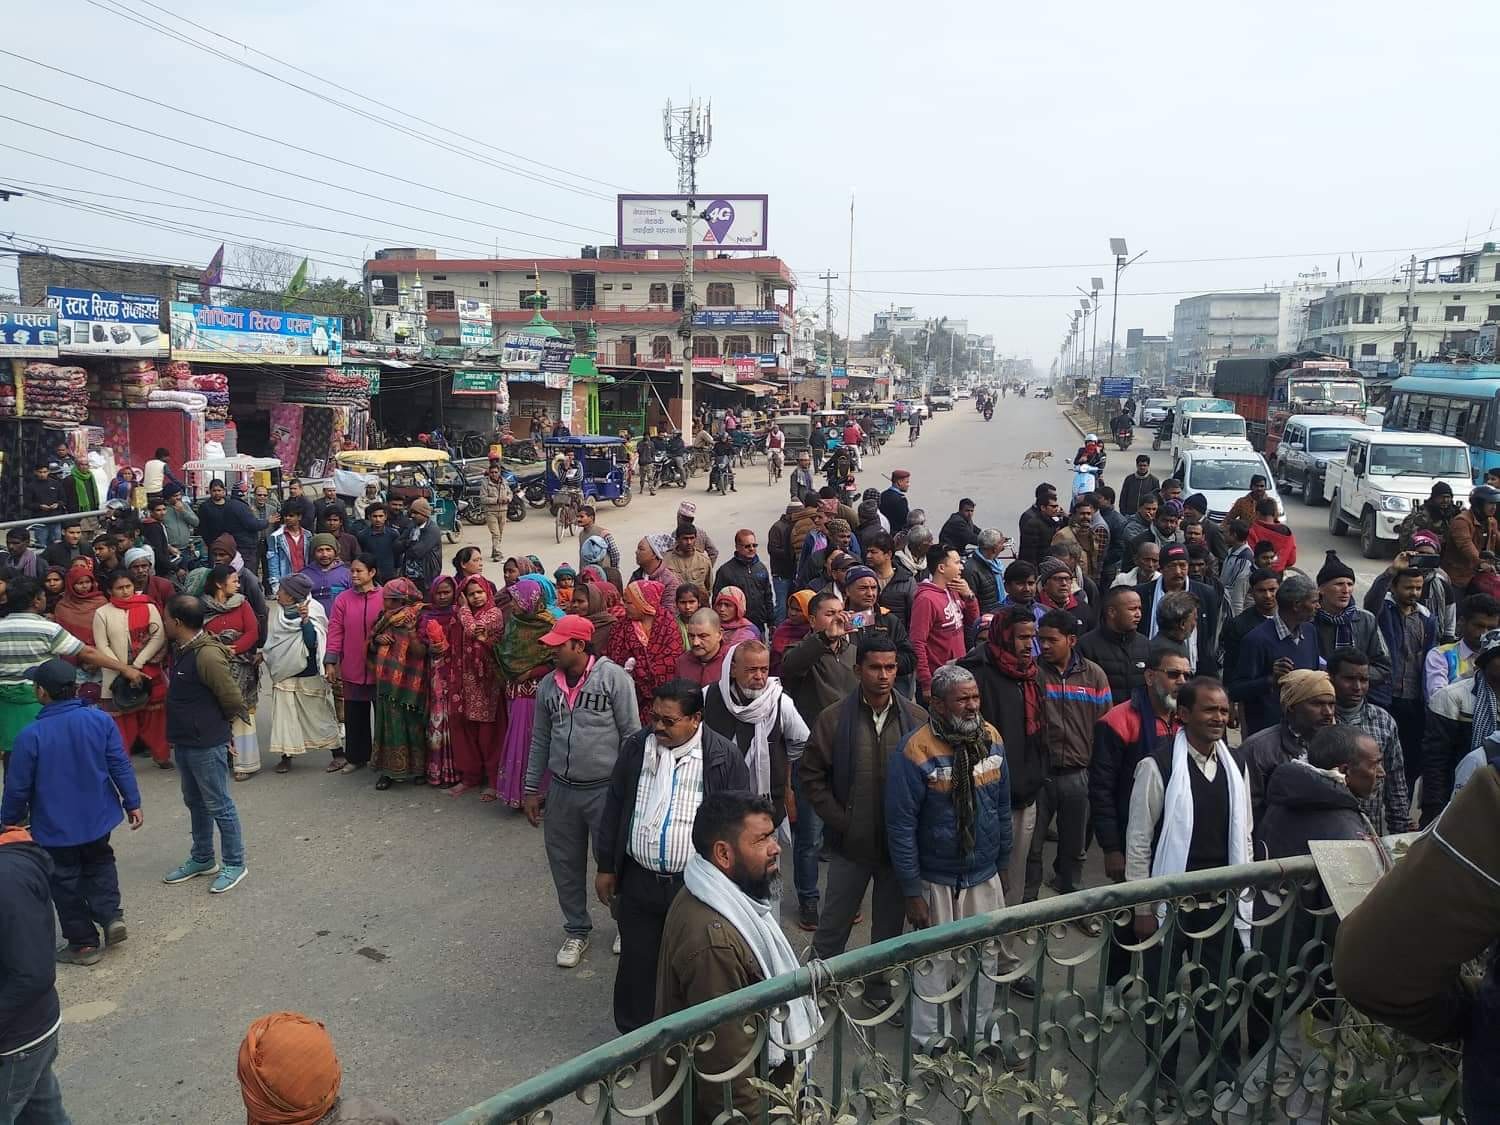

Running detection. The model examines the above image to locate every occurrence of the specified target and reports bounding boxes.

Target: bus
[1384,363,1500,481]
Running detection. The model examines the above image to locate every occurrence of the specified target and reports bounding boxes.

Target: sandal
[374,776,393,791]
[339,762,362,775]
[233,772,251,782]
[446,783,473,798]
[325,758,347,773]
[275,756,291,774]
[480,789,499,803]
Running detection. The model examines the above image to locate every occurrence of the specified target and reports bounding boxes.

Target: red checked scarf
[988,610,1042,739]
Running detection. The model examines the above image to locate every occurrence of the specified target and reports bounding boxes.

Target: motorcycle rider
[663,427,688,484]
[1074,434,1108,473]
[1109,408,1134,444]
[709,429,737,493]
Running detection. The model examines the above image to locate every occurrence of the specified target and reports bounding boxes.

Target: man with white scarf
[701,641,808,838]
[1124,676,1254,1087]
[652,792,817,1125]
[595,680,750,1035]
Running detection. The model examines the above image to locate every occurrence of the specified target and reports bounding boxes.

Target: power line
[0,89,608,242]
[82,0,628,201]
[0,57,599,245]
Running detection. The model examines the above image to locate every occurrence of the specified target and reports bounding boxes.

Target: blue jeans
[791,760,823,906]
[175,743,244,867]
[29,523,61,547]
[771,577,790,625]
[0,1030,72,1125]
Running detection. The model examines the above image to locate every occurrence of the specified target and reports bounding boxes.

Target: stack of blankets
[156,361,193,387]
[175,370,230,422]
[326,368,372,409]
[0,364,16,417]
[21,364,88,424]
[116,358,157,406]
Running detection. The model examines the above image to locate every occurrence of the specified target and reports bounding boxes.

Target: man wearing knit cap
[672,500,718,565]
[1396,480,1457,551]
[300,533,353,616]
[400,497,442,586]
[1036,554,1095,634]
[1136,543,1222,679]
[1230,572,1322,735]
[1239,668,1336,820]
[1312,551,1391,690]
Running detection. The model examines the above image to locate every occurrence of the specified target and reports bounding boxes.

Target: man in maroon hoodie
[1246,497,1297,574]
[909,543,979,702]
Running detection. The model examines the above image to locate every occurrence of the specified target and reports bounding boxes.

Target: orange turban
[237,1012,342,1125]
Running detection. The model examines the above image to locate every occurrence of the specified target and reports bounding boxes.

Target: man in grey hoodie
[523,614,640,969]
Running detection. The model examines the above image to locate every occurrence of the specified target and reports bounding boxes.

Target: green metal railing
[441,857,1460,1124]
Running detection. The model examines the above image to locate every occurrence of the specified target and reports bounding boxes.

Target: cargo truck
[1212,352,1366,458]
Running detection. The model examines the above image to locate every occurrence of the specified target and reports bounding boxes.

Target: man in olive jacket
[802,634,926,1002]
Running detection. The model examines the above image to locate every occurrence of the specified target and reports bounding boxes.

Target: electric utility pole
[819,270,839,409]
[1402,253,1417,376]
[664,99,711,435]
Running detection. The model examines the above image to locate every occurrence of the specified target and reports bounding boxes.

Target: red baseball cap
[540,615,594,646]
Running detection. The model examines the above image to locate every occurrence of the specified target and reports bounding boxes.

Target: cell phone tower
[663,99,712,194]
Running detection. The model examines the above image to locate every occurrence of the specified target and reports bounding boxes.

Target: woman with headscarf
[604,578,684,726]
[264,572,340,774]
[41,565,65,616]
[447,573,506,801]
[93,567,171,766]
[54,559,105,702]
[569,579,622,655]
[495,577,557,807]
[580,535,623,590]
[770,589,815,677]
[629,533,680,601]
[369,577,429,791]
[203,563,264,781]
[237,1011,405,1125]
[416,576,458,787]
[106,466,133,505]
[712,586,761,647]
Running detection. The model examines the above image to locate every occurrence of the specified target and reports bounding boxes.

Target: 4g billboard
[617,194,768,251]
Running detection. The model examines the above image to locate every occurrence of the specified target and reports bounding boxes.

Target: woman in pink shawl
[448,574,506,800]
[711,586,761,647]
[417,576,459,787]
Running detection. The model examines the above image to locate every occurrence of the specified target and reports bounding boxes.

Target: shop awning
[741,381,780,394]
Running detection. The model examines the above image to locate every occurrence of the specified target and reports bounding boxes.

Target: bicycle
[766,446,784,487]
[553,488,582,544]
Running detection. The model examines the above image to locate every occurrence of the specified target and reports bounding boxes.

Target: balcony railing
[439,855,1459,1125]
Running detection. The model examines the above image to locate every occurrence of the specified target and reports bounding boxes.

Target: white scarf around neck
[1147,575,1198,670]
[640,725,703,829]
[713,642,786,796]
[682,852,819,1066]
[264,596,328,682]
[1151,730,1252,946]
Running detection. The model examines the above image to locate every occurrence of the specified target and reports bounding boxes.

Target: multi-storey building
[1171,291,1281,376]
[363,247,795,371]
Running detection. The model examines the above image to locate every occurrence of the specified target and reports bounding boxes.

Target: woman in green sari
[369,578,429,791]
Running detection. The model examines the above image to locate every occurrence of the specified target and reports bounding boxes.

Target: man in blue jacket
[0,658,142,966]
[885,662,1012,1049]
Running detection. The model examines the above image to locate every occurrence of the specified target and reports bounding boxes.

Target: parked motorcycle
[651,450,688,490]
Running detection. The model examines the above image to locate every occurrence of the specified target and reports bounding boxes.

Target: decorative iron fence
[441,856,1461,1124]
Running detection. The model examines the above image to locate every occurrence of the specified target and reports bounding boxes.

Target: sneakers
[104,917,127,945]
[163,857,220,884]
[556,936,589,968]
[210,865,248,894]
[612,933,622,955]
[797,900,820,932]
[56,944,103,966]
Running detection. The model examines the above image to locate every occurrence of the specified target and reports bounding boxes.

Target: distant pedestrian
[0,658,142,966]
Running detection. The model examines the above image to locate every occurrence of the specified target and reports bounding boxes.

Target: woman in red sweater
[202,563,263,780]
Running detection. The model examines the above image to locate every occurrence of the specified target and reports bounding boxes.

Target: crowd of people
[8,406,1500,1121]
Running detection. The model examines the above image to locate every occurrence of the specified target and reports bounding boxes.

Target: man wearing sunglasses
[1088,639,1193,885]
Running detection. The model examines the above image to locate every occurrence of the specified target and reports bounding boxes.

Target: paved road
[53,400,1089,1125]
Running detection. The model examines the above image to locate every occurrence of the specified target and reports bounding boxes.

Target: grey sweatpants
[544,780,610,938]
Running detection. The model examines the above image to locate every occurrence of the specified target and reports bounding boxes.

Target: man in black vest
[1124,677,1255,1088]
[161,595,249,895]
[700,640,808,828]
[801,633,926,1007]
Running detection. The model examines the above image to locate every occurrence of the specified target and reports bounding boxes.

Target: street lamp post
[1090,277,1103,381]
[1107,239,1146,380]
[1078,298,1092,385]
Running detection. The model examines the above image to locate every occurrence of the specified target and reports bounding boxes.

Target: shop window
[705,282,735,306]
[426,290,455,310]
[649,283,669,304]
[693,336,719,359]
[651,335,673,359]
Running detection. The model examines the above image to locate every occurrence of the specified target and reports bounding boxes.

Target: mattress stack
[21,364,89,424]
[116,358,158,406]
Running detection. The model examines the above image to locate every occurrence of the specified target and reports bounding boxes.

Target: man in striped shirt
[594,680,749,1034]
[0,576,141,756]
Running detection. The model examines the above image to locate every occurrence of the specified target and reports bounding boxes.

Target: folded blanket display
[0,362,16,418]
[21,363,89,424]
[146,388,208,412]
[326,369,372,409]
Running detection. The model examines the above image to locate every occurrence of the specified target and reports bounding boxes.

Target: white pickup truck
[1323,431,1473,558]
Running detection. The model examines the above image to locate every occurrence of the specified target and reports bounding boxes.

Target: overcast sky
[5,0,1500,365]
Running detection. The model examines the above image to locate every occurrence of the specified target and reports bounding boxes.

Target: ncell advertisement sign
[169,302,343,366]
[46,288,166,356]
[617,194,768,251]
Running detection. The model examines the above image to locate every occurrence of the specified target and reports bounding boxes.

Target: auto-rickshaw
[334,447,466,543]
